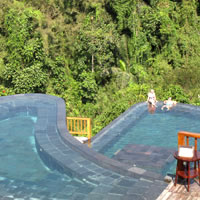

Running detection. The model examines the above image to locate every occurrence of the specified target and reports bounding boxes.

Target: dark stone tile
[77,185,94,194]
[102,171,113,177]
[144,185,166,200]
[69,180,84,188]
[63,185,77,195]
[103,193,123,200]
[81,170,96,177]
[135,180,152,188]
[98,176,115,185]
[154,180,168,186]
[109,186,128,195]
[110,174,121,179]
[127,185,149,195]
[142,171,162,180]
[117,178,137,187]
[46,173,61,181]
[87,193,108,200]
[70,193,87,200]
[53,192,72,199]
[93,167,108,174]
[123,194,145,200]
[78,160,91,166]
[76,167,90,175]
[91,184,112,194]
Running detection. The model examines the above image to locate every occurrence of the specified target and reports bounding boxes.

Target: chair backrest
[178,131,200,151]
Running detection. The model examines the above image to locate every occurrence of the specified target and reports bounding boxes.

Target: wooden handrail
[66,117,92,141]
[178,131,200,151]
[67,117,91,121]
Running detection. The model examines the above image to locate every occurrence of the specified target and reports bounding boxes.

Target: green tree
[2,6,48,93]
[72,10,118,85]
[79,71,98,103]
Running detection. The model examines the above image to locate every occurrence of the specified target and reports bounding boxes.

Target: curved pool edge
[57,98,164,181]
[0,94,166,181]
[0,94,168,200]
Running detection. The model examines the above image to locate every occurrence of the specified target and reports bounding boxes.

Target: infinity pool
[92,103,200,177]
[103,108,200,157]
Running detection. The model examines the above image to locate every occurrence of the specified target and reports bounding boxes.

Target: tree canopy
[0,0,200,134]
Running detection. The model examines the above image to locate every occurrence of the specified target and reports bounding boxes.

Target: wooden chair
[174,131,200,191]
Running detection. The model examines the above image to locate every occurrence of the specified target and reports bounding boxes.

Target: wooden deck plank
[156,179,200,200]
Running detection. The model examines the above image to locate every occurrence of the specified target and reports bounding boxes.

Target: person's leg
[167,105,172,110]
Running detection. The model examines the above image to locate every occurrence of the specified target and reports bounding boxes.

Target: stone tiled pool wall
[0,94,168,200]
[57,98,165,181]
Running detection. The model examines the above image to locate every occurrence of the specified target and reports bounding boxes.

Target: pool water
[101,107,200,176]
[103,110,200,157]
[0,116,48,181]
[0,114,95,199]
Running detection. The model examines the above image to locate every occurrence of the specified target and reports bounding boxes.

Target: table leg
[188,162,190,192]
[198,161,200,184]
[175,161,179,186]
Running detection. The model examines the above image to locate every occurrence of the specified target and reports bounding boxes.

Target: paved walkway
[156,179,200,200]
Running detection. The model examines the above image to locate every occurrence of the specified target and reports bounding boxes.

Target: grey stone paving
[113,144,175,177]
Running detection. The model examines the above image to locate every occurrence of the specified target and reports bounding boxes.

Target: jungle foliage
[0,0,200,134]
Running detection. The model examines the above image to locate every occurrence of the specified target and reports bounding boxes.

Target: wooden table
[174,151,200,192]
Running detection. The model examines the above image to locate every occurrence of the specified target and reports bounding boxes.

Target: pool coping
[0,94,170,199]
[2,94,200,183]
[0,94,166,180]
[58,99,165,181]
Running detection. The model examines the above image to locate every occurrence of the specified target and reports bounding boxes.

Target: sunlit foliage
[0,0,200,134]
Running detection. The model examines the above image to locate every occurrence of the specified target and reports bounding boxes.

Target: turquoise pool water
[0,115,48,181]
[0,114,95,199]
[103,109,200,157]
[100,107,200,176]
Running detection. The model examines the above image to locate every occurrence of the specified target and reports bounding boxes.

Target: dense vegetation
[0,0,200,135]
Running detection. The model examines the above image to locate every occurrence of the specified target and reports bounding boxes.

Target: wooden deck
[156,179,200,200]
[157,131,200,200]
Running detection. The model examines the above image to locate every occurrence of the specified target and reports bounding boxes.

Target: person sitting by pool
[147,89,157,107]
[161,97,177,110]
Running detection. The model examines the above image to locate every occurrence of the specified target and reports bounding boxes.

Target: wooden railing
[178,131,200,151]
[66,117,92,141]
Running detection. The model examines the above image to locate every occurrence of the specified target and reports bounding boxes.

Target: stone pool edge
[56,97,164,181]
[0,93,168,200]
